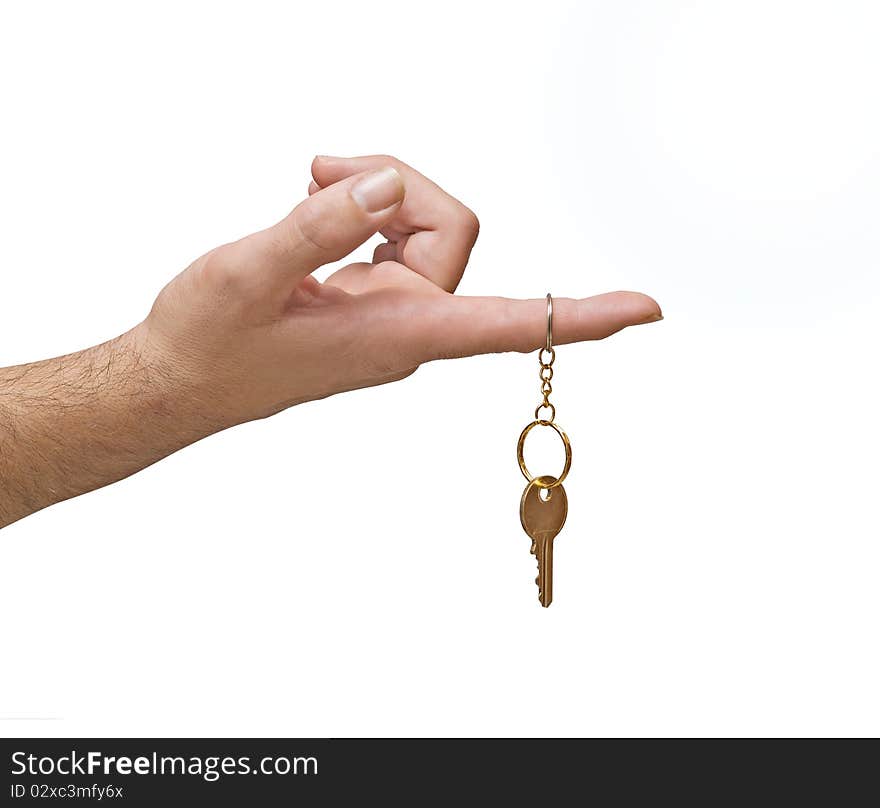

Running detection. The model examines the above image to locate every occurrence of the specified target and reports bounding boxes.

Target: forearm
[0,326,219,528]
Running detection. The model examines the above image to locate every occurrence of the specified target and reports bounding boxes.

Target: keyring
[513,292,587,606]
[515,292,572,489]
[546,292,553,353]
[516,418,572,489]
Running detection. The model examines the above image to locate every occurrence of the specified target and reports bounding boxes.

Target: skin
[0,155,662,529]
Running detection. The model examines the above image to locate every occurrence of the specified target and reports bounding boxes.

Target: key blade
[535,533,554,607]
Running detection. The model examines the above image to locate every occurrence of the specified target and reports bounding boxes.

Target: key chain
[517,294,571,607]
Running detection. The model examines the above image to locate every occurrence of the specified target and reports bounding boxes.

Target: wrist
[121,321,234,445]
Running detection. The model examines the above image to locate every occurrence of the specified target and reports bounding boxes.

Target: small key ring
[545,292,553,353]
[517,418,572,489]
[534,402,556,422]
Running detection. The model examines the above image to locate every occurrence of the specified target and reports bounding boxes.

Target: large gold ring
[517,419,572,489]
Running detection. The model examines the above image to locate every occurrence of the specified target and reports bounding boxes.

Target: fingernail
[642,312,664,323]
[351,167,404,213]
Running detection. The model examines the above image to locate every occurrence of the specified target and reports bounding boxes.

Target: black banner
[0,738,875,803]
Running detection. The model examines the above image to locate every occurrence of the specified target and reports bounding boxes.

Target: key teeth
[535,553,552,607]
[535,570,551,607]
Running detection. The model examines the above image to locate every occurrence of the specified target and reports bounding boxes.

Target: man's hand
[140,154,660,425]
[0,155,661,527]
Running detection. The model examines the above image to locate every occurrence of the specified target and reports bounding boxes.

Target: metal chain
[535,346,556,422]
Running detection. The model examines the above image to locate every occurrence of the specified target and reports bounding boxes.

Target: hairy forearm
[0,327,219,528]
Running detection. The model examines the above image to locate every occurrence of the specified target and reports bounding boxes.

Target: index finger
[311,154,479,292]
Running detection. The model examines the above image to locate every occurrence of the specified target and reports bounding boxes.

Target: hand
[0,154,661,527]
[138,155,662,429]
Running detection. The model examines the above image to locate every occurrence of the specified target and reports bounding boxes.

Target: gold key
[520,475,568,607]
[515,294,573,607]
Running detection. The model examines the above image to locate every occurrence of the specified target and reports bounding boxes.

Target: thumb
[224,166,404,301]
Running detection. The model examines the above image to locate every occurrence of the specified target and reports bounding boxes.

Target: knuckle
[365,153,407,173]
[197,245,242,291]
[460,206,480,241]
[289,204,333,253]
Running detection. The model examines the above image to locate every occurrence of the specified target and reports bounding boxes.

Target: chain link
[535,346,556,422]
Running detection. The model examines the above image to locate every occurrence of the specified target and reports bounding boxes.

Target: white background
[1,0,878,737]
